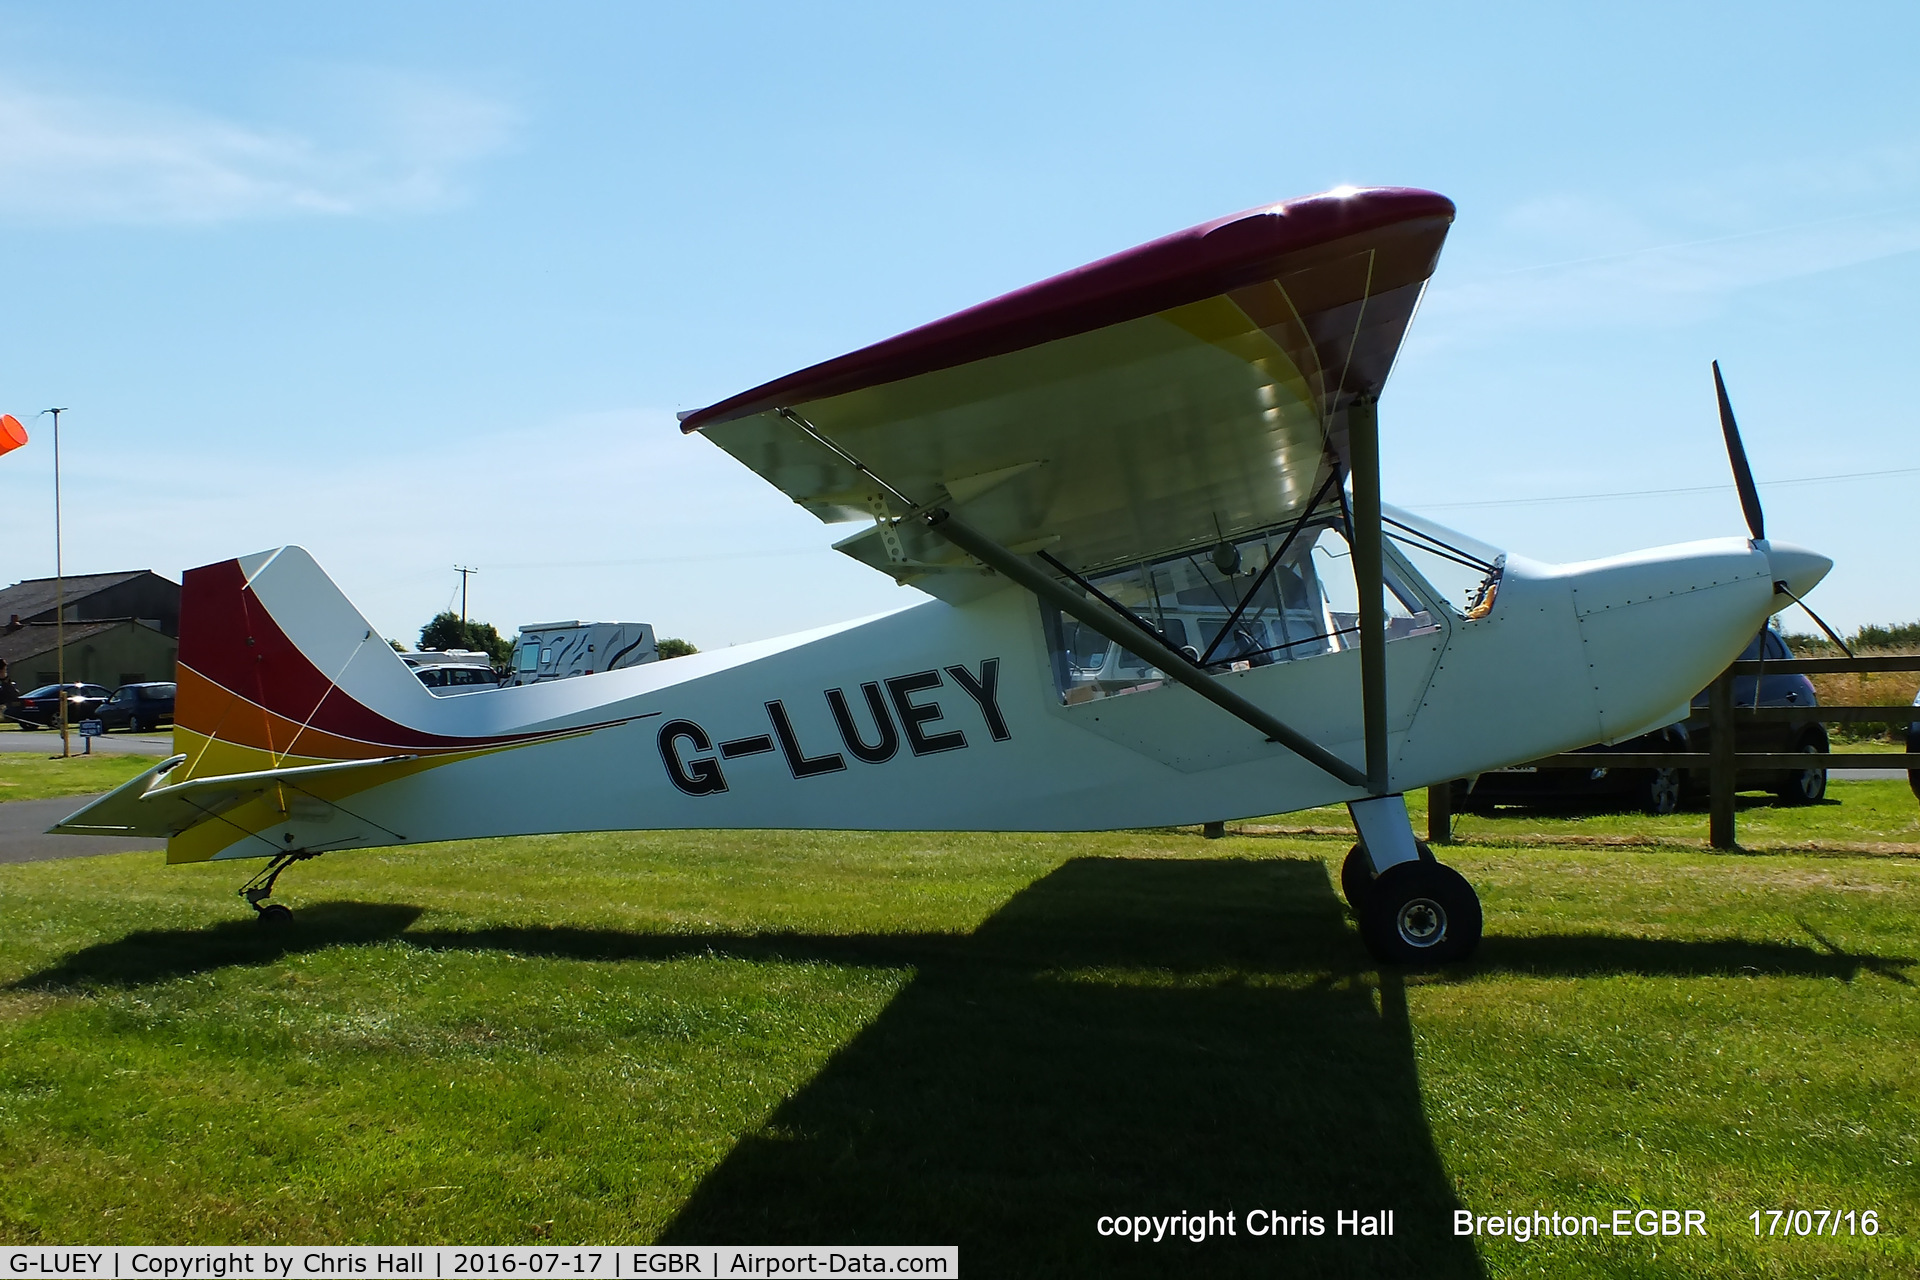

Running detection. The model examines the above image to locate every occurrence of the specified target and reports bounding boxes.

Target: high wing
[680,187,1454,601]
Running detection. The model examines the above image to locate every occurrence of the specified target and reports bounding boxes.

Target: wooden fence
[1427,654,1920,850]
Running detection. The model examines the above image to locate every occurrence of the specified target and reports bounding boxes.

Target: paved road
[0,793,164,864]
[0,729,174,755]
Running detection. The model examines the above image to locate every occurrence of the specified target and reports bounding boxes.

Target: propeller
[1713,360,1852,653]
[1712,359,1765,543]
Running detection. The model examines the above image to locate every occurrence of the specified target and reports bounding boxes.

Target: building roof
[0,619,131,667]
[0,571,166,624]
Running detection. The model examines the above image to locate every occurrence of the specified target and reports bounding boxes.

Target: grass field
[1,781,1916,1276]
[0,751,162,801]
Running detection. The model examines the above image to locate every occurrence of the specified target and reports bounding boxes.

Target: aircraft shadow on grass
[12,859,1907,1277]
[9,901,425,990]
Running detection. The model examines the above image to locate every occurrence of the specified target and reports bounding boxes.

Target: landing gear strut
[240,850,317,924]
[1344,795,1483,966]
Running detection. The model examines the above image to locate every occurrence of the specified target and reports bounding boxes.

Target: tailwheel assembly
[240,850,318,924]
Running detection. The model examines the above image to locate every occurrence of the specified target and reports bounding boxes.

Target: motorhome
[506,621,657,687]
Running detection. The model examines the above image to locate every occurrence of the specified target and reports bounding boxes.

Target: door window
[1040,516,1442,705]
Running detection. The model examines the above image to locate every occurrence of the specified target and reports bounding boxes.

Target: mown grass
[1,811,1915,1277]
[1251,778,1920,855]
[0,751,162,801]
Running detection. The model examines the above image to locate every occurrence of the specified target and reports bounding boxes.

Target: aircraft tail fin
[158,547,556,863]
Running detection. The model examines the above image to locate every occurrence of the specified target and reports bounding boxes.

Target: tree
[657,637,699,659]
[418,611,514,666]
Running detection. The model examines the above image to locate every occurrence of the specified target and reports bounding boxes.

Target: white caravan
[506,621,659,687]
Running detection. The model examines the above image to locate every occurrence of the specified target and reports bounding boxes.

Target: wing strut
[923,508,1368,790]
[1347,396,1391,795]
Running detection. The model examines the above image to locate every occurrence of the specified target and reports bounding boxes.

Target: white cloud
[0,75,515,224]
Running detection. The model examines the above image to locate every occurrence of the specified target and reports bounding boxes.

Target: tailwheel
[1359,859,1482,966]
[1341,844,1374,912]
[240,850,318,923]
[1340,838,1436,914]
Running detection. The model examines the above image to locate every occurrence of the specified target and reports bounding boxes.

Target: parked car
[4,682,112,729]
[94,682,177,732]
[1458,626,1825,815]
[1456,724,1692,816]
[1677,627,1827,805]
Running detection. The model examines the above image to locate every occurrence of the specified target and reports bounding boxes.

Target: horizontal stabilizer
[52,752,421,841]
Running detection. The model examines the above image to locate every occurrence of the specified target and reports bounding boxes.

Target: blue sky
[1,2,1915,647]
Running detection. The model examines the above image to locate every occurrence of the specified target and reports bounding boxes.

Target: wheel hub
[1396,896,1448,948]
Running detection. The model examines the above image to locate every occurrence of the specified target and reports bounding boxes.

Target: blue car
[94,682,177,733]
[1678,627,1826,805]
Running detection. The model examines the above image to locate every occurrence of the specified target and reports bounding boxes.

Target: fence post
[1427,782,1453,845]
[1709,670,1737,849]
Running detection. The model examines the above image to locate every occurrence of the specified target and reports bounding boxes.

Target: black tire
[1360,860,1482,966]
[1642,767,1682,816]
[1341,844,1372,912]
[127,715,143,734]
[256,903,294,925]
[1773,731,1827,805]
[1341,838,1437,913]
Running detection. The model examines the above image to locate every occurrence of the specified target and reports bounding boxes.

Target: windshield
[1381,503,1505,619]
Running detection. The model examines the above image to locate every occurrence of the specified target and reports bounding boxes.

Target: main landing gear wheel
[1341,839,1436,913]
[1359,860,1483,966]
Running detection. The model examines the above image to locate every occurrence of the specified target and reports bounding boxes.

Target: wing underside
[682,188,1454,600]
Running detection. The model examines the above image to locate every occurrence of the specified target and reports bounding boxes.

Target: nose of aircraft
[1763,541,1832,600]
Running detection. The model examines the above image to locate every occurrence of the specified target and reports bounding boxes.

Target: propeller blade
[1712,359,1765,542]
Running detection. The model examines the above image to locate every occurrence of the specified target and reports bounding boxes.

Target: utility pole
[454,565,478,628]
[40,408,70,758]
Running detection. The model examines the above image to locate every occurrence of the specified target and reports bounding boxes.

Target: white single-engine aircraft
[57,186,1831,964]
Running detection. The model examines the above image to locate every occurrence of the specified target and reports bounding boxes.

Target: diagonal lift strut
[924,508,1368,790]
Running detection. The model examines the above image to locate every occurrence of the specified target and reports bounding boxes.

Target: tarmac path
[0,793,164,864]
[0,729,174,755]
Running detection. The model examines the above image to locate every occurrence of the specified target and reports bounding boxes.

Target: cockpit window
[1040,514,1442,705]
[1381,504,1505,619]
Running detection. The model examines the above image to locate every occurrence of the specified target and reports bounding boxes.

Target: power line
[1404,464,1920,512]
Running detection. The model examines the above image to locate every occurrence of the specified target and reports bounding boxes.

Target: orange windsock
[0,414,26,457]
